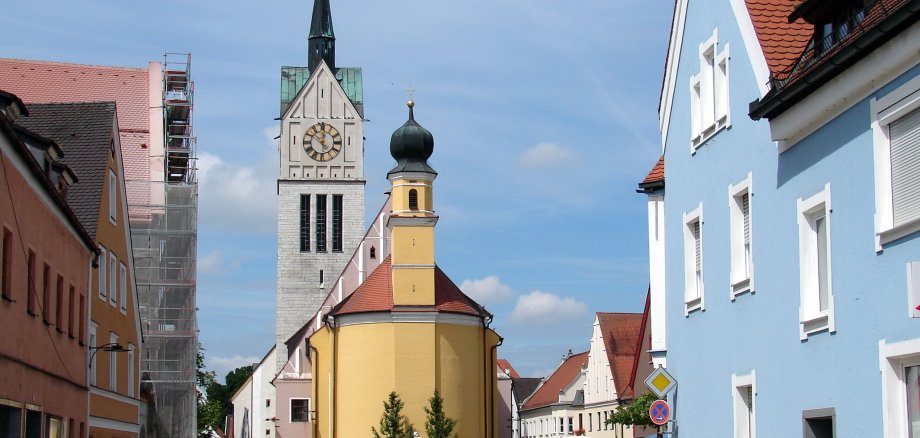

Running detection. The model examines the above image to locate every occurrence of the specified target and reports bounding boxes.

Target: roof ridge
[0,57,147,72]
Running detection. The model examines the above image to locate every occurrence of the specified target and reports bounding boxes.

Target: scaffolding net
[129,52,198,438]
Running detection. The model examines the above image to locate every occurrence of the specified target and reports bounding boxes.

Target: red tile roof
[745,0,813,75]
[497,359,521,379]
[0,58,153,205]
[331,257,490,318]
[596,312,645,400]
[520,351,588,411]
[640,156,665,186]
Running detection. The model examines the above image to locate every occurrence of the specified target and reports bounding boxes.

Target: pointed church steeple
[308,0,335,70]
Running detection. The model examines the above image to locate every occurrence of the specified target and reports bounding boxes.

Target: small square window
[291,399,310,422]
[802,408,835,438]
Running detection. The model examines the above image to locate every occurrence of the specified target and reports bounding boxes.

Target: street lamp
[89,343,125,369]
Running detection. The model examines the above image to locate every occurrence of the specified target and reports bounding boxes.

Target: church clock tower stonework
[276,0,366,371]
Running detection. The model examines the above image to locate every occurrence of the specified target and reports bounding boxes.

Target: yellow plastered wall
[390,178,433,213]
[391,226,435,306]
[310,321,502,438]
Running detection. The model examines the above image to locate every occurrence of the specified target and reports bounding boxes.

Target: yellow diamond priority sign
[644,366,677,398]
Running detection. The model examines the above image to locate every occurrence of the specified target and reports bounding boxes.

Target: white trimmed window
[108,170,117,223]
[119,262,127,312]
[690,29,730,150]
[797,184,835,339]
[683,204,704,314]
[730,173,754,298]
[98,246,106,300]
[872,75,920,250]
[127,344,135,397]
[880,338,920,437]
[109,252,117,306]
[290,398,310,422]
[732,371,756,438]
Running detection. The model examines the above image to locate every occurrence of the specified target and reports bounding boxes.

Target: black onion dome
[388,101,436,176]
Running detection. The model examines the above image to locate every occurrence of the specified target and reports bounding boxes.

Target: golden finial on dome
[407,100,415,108]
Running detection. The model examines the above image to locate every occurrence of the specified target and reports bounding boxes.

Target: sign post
[644,366,677,437]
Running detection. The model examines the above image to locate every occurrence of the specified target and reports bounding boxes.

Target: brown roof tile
[497,359,521,379]
[521,351,589,411]
[640,156,665,186]
[745,0,813,75]
[332,256,490,318]
[597,312,644,400]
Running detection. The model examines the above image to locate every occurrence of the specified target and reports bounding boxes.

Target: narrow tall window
[370,246,376,259]
[109,332,118,391]
[42,263,51,323]
[815,213,829,313]
[730,175,754,297]
[683,205,704,313]
[68,285,75,338]
[299,194,310,252]
[733,377,755,438]
[98,247,107,299]
[797,185,834,339]
[119,263,127,312]
[89,324,97,385]
[1,227,11,300]
[55,274,64,330]
[109,252,117,305]
[408,189,419,211]
[332,195,343,252]
[108,170,117,223]
[127,344,135,397]
[27,251,36,314]
[316,194,327,252]
[79,294,86,344]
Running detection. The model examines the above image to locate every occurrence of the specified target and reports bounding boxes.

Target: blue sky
[3,0,672,379]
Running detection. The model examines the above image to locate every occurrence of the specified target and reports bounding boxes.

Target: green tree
[424,389,458,438]
[607,393,657,428]
[371,391,416,438]
[196,344,222,438]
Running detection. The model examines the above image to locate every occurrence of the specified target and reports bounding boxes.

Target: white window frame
[109,332,118,392]
[119,262,127,313]
[732,370,756,438]
[89,323,98,386]
[871,75,920,251]
[797,184,835,339]
[127,343,135,398]
[108,170,117,224]
[909,262,920,319]
[290,398,310,423]
[729,173,754,298]
[880,338,920,437]
[109,252,117,306]
[98,246,106,300]
[683,204,704,314]
[690,29,731,151]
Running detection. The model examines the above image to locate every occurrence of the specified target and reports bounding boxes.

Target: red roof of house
[331,257,490,317]
[745,0,813,75]
[520,351,589,411]
[597,312,645,400]
[0,58,153,202]
[497,359,521,379]
[640,156,665,186]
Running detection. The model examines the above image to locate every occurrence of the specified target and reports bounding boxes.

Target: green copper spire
[308,0,335,70]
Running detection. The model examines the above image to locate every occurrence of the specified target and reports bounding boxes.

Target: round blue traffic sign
[649,399,670,426]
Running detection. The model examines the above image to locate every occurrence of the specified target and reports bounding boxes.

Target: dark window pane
[332,195,343,252]
[316,195,327,252]
[299,195,310,252]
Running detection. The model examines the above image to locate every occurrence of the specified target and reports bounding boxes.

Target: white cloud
[517,143,576,169]
[206,354,261,381]
[198,250,241,275]
[459,275,513,305]
[509,291,587,323]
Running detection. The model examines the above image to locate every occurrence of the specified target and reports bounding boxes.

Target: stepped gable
[597,312,645,399]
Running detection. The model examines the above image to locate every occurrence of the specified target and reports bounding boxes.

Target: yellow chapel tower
[308,101,502,437]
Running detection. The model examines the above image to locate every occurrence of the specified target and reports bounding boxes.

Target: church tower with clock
[275,0,366,370]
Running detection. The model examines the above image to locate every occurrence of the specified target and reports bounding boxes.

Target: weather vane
[406,83,415,102]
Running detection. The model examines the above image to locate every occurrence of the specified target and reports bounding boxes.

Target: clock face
[303,122,343,162]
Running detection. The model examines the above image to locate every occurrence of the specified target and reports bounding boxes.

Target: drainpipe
[308,343,319,438]
[326,315,337,438]
[490,336,503,438]
[481,314,499,438]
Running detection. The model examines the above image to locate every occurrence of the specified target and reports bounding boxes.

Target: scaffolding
[129,52,198,438]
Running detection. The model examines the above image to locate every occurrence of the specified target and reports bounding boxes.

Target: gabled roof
[279,66,363,117]
[17,102,117,240]
[745,0,812,76]
[637,155,665,193]
[0,58,152,195]
[512,377,543,408]
[330,256,490,318]
[596,312,645,400]
[520,351,588,411]
[497,359,521,379]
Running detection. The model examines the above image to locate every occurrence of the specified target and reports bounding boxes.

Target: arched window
[408,189,419,211]
[369,246,376,259]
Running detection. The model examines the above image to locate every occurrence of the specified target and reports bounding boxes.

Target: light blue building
[642,0,920,436]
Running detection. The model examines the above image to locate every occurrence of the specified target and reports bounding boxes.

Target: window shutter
[890,106,920,226]
[694,221,702,272]
[742,193,751,245]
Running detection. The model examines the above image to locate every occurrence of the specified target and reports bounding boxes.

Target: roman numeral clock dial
[303,122,343,162]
